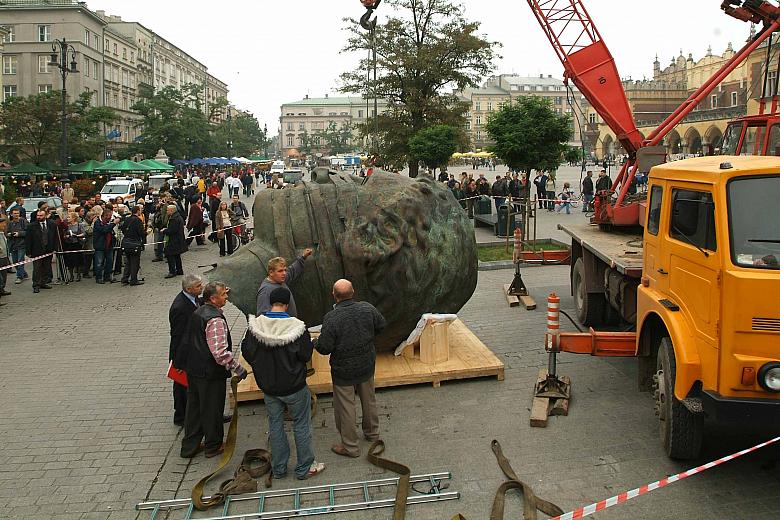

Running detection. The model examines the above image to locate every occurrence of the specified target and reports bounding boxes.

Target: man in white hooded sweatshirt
[242,287,325,480]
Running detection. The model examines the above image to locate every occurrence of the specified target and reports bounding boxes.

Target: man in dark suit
[24,210,57,293]
[162,205,188,278]
[168,273,204,426]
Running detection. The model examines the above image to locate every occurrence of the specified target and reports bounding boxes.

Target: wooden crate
[233,319,504,404]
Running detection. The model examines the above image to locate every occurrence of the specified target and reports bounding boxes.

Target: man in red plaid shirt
[180,282,247,459]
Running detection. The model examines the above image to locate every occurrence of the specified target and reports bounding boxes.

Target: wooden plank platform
[503,283,537,310]
[529,369,571,428]
[234,319,504,404]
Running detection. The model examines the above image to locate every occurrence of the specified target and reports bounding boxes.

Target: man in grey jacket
[315,279,386,458]
[256,248,313,317]
[6,208,28,283]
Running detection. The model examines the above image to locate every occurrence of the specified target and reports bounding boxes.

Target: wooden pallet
[233,319,504,404]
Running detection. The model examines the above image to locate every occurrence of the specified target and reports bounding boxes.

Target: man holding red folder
[168,273,204,426]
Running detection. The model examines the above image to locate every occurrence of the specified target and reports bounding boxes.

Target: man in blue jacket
[243,287,325,480]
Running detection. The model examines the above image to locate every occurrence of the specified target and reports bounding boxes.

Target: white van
[269,160,285,176]
[100,177,145,202]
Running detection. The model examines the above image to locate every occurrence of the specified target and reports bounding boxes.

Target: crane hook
[360,0,382,31]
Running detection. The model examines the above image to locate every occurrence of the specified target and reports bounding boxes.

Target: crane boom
[526,0,642,157]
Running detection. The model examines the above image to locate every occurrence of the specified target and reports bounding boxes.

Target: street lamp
[263,124,268,158]
[227,109,233,155]
[49,39,78,171]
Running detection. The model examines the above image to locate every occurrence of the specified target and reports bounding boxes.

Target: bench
[473,212,498,228]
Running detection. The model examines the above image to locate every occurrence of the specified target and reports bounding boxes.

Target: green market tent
[94,159,154,173]
[248,155,271,162]
[139,159,175,171]
[1,162,50,175]
[68,159,106,173]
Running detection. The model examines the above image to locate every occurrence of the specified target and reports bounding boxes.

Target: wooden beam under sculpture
[210,169,478,351]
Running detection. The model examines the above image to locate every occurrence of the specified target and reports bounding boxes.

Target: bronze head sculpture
[211,169,477,351]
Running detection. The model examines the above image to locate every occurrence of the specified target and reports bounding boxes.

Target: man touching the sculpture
[315,279,386,458]
[256,248,313,317]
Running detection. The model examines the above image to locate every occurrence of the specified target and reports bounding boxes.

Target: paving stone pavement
[0,182,778,520]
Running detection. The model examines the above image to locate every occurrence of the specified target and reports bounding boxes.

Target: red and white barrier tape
[1,222,248,269]
[553,435,780,520]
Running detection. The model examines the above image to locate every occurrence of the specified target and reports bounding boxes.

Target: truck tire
[573,258,605,326]
[654,338,703,459]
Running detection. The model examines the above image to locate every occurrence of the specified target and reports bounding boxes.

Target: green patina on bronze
[211,169,477,351]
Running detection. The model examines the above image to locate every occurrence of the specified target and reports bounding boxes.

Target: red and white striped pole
[545,293,561,377]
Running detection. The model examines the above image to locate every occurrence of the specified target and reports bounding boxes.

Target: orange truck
[559,156,780,459]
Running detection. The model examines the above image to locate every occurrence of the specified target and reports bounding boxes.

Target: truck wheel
[654,338,703,459]
[573,258,605,326]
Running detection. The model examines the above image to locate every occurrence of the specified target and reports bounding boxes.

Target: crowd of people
[435,167,613,217]
[169,250,387,481]
[0,167,259,306]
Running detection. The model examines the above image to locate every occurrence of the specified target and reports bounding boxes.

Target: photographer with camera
[151,196,170,262]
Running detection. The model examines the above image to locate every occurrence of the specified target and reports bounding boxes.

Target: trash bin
[475,195,492,215]
[495,205,516,237]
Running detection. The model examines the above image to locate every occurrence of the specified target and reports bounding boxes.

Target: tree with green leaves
[129,84,213,159]
[211,111,268,158]
[484,96,572,174]
[0,90,116,165]
[317,121,354,155]
[564,145,583,166]
[340,0,498,177]
[408,124,460,174]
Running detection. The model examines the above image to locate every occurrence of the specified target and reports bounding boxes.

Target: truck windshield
[728,175,780,270]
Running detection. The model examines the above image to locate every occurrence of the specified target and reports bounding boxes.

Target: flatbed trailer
[558,222,643,327]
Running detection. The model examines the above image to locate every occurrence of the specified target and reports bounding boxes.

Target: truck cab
[637,156,780,457]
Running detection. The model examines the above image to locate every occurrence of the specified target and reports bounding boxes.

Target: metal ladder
[136,471,458,519]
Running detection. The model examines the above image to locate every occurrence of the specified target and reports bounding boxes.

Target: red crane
[527,0,780,226]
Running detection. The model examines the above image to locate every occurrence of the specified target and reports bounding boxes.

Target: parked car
[22,196,62,216]
[100,177,144,202]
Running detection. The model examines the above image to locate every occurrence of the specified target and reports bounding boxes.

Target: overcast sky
[86,0,754,136]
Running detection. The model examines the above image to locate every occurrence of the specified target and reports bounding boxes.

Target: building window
[94,34,100,50]
[476,131,481,140]
[487,102,492,111]
[130,51,135,63]
[39,84,52,94]
[38,55,51,73]
[113,43,118,55]
[329,112,336,116]
[2,26,15,43]
[358,109,364,118]
[589,113,597,124]
[731,92,738,106]
[85,29,90,46]
[93,60,98,80]
[3,85,17,101]
[299,122,305,130]
[475,102,481,111]
[475,116,481,126]
[287,122,293,131]
[555,96,563,105]
[122,47,127,60]
[83,57,90,77]
[769,71,778,96]
[3,55,17,75]
[38,25,51,42]
[711,95,717,108]
[466,121,471,130]
[123,97,128,110]
[287,136,294,147]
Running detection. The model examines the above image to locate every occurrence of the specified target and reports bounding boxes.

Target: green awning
[68,159,106,173]
[1,162,50,175]
[94,159,155,173]
[139,159,175,171]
